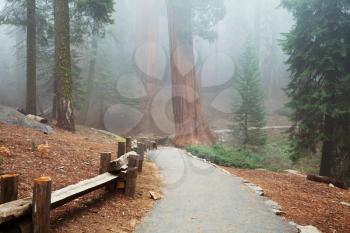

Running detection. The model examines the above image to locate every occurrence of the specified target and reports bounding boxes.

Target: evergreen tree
[281,0,350,181]
[165,0,225,146]
[0,0,37,114]
[232,39,266,147]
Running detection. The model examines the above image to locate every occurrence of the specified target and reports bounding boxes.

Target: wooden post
[99,152,117,192]
[126,137,132,153]
[32,177,52,233]
[125,154,139,197]
[0,174,19,204]
[137,143,145,172]
[145,141,149,150]
[152,141,157,150]
[99,152,112,174]
[117,142,126,158]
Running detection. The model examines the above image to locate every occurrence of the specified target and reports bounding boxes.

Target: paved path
[136,147,297,233]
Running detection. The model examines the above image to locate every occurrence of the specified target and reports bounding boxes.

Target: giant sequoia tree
[281,0,350,182]
[166,0,225,146]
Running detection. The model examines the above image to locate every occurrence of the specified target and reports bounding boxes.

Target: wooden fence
[0,138,157,233]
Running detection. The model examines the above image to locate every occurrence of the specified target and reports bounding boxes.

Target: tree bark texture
[54,0,75,132]
[26,0,37,115]
[166,1,215,146]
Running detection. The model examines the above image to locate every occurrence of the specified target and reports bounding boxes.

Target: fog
[0,0,293,135]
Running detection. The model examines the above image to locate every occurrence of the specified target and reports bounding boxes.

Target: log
[125,154,139,197]
[125,137,132,153]
[0,174,19,204]
[117,142,126,158]
[131,139,138,152]
[51,173,118,208]
[0,173,119,225]
[26,115,48,124]
[307,174,346,189]
[32,177,52,233]
[109,151,137,173]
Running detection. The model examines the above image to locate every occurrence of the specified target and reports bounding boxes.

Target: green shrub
[185,144,264,169]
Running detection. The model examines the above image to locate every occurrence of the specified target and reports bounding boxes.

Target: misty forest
[0,0,349,233]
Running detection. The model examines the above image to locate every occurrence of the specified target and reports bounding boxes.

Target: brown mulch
[224,167,350,233]
[0,123,162,233]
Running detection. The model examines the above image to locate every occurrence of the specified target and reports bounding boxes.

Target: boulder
[0,105,53,134]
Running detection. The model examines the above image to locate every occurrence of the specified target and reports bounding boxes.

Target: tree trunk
[83,37,98,124]
[26,0,37,115]
[166,1,215,146]
[54,0,75,132]
[320,114,336,177]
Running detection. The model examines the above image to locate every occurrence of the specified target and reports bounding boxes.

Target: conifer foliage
[232,39,266,147]
[281,0,350,181]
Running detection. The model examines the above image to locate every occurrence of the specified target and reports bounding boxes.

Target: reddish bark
[166,2,215,146]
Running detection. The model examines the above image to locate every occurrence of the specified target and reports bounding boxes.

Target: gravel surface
[136,147,297,233]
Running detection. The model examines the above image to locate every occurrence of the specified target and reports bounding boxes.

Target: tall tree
[0,0,37,113]
[166,0,225,146]
[54,0,75,131]
[232,39,266,147]
[281,0,350,181]
[26,0,36,114]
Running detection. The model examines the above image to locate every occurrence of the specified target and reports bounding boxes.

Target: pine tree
[232,39,266,147]
[281,0,350,181]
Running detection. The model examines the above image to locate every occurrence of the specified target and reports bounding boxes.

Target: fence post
[0,174,19,204]
[99,152,117,192]
[117,142,126,158]
[125,154,139,197]
[32,177,52,233]
[125,137,132,153]
[137,143,145,172]
[99,152,112,174]
[152,141,157,150]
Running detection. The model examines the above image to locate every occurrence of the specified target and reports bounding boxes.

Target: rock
[284,169,305,177]
[129,218,137,228]
[289,221,297,227]
[265,200,281,210]
[272,209,285,216]
[246,183,264,196]
[149,191,162,200]
[0,105,53,134]
[329,183,335,188]
[265,200,284,215]
[297,225,322,233]
[340,201,350,207]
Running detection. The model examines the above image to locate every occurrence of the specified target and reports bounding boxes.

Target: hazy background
[0,0,293,135]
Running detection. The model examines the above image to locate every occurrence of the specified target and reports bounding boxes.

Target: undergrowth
[185,144,264,169]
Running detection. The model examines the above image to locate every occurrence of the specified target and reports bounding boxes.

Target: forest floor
[225,167,350,233]
[0,123,162,233]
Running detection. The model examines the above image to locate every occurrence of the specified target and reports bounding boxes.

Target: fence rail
[0,138,157,233]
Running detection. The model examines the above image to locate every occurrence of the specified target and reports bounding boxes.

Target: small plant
[31,141,37,152]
